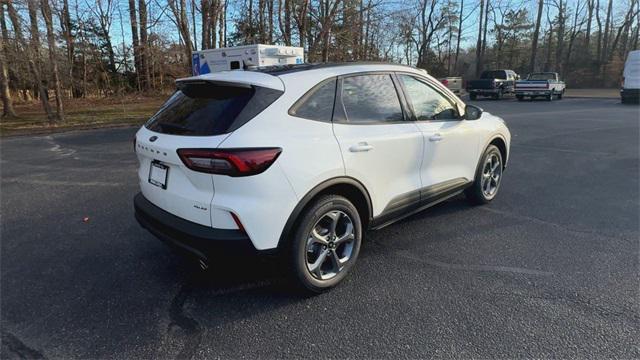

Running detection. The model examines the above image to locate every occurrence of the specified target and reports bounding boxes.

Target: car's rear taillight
[177,148,282,177]
[441,79,449,86]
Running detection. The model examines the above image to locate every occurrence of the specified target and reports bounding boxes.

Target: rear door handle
[429,134,444,142]
[349,142,374,152]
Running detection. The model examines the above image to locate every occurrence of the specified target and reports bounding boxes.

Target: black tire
[465,145,504,205]
[546,92,553,101]
[287,195,362,293]
[516,95,524,101]
[496,89,503,99]
[470,93,477,100]
[557,90,564,99]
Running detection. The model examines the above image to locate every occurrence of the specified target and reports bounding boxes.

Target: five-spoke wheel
[466,144,504,205]
[288,195,362,293]
[306,210,355,280]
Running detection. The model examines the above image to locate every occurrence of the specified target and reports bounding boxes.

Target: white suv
[134,63,511,292]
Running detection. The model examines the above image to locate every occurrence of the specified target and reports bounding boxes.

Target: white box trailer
[192,44,304,75]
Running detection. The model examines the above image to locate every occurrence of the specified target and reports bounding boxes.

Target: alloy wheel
[305,210,356,280]
[481,153,502,199]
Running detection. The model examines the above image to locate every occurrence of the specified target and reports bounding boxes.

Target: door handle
[429,134,444,142]
[349,142,374,152]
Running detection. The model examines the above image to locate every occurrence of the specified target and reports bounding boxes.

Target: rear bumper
[468,88,499,95]
[134,193,260,260]
[515,89,551,96]
[621,88,640,102]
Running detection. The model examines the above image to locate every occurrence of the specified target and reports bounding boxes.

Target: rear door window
[145,82,282,136]
[340,74,404,123]
[289,78,336,121]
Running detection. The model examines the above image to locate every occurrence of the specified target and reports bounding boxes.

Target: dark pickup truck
[467,69,519,100]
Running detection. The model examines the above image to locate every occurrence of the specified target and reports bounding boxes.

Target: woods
[0,0,638,121]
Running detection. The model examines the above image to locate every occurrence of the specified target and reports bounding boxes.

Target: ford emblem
[149,136,158,142]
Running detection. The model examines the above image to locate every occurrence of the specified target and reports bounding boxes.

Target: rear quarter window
[145,82,283,136]
[288,78,337,122]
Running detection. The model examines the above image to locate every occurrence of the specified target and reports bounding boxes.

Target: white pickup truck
[515,72,566,101]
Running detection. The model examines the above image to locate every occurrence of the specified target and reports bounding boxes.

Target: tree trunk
[139,0,150,89]
[191,0,198,50]
[530,0,543,73]
[128,0,141,89]
[585,0,593,52]
[169,0,193,70]
[601,0,612,61]
[26,0,54,121]
[0,6,16,118]
[481,0,489,61]
[60,0,77,97]
[475,0,484,76]
[596,0,602,62]
[453,0,463,72]
[555,0,565,70]
[201,0,211,49]
[219,0,226,47]
[41,0,64,122]
[268,0,274,43]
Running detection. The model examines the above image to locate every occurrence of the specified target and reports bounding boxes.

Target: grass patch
[1,95,166,136]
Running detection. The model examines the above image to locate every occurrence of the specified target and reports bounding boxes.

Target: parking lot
[1,96,638,358]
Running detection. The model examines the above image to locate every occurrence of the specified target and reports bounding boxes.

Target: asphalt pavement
[1,96,639,358]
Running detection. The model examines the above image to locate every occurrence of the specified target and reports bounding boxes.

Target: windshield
[528,73,556,81]
[481,70,507,79]
[145,82,283,136]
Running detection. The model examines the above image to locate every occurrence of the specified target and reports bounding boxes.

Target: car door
[332,73,424,219]
[396,73,480,194]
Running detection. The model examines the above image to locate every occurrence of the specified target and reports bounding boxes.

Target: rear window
[481,71,507,79]
[528,73,555,80]
[145,81,283,136]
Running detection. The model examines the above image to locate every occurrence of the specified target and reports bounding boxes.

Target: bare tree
[90,0,117,72]
[128,0,141,89]
[453,0,463,72]
[601,0,612,62]
[168,0,194,69]
[553,0,566,71]
[25,0,54,120]
[0,3,16,118]
[529,0,543,73]
[41,0,64,121]
[139,0,150,88]
[475,0,484,76]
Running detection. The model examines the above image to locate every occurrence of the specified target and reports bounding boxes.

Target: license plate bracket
[148,161,169,189]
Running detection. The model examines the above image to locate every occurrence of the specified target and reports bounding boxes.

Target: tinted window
[481,70,507,79]
[399,75,459,121]
[341,74,403,123]
[289,78,336,121]
[145,82,282,136]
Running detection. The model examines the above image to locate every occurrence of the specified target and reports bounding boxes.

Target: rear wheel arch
[277,177,372,252]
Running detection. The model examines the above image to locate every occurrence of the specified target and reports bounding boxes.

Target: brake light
[441,79,449,86]
[177,148,282,176]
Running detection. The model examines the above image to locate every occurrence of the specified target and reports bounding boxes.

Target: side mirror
[464,104,483,120]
